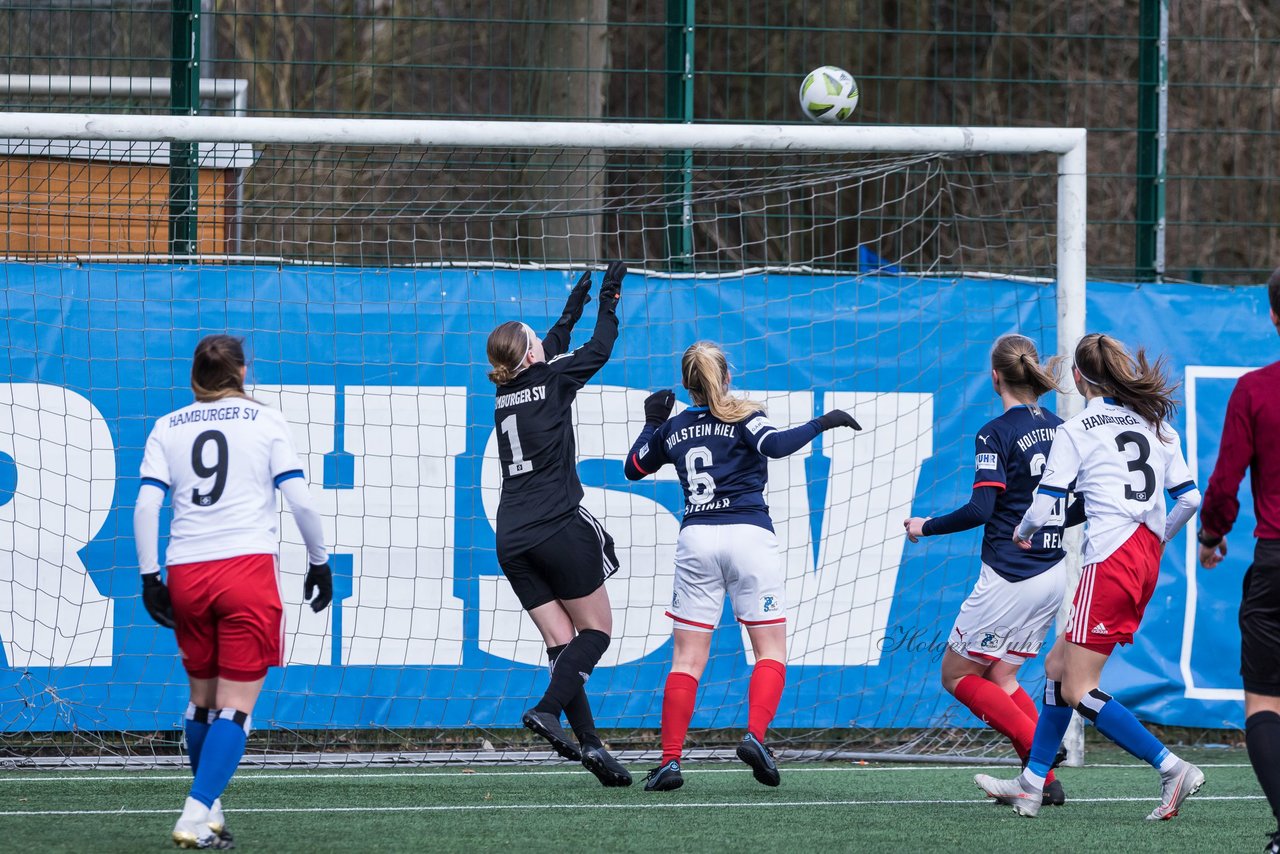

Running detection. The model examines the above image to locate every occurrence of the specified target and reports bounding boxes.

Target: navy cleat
[522,710,582,762]
[582,744,633,787]
[644,759,684,792]
[736,733,781,787]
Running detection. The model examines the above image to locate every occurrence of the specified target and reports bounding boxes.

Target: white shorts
[949,560,1067,665]
[666,523,785,633]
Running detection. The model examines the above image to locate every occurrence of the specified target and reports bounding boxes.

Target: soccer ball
[799,66,859,123]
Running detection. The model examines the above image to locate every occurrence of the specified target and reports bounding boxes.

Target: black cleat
[644,759,684,792]
[582,745,633,787]
[736,733,781,787]
[1052,746,1068,770]
[1265,829,1280,854]
[522,710,582,762]
[1042,778,1066,806]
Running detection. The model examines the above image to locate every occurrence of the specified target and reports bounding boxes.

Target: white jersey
[1038,396,1197,565]
[139,397,307,566]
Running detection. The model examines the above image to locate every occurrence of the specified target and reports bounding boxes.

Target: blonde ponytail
[680,341,763,423]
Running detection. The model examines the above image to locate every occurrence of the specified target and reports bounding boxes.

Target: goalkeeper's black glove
[141,572,176,629]
[557,270,593,326]
[304,562,333,612]
[816,409,862,432]
[597,260,627,313]
[644,389,676,427]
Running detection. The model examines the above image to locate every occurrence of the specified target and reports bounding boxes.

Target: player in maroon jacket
[1198,267,1280,854]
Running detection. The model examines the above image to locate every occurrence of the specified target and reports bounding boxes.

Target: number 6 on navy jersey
[684,446,717,505]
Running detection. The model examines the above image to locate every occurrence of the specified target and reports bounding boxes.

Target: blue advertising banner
[0,265,1267,732]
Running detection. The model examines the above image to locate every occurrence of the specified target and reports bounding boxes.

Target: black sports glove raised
[644,389,676,427]
[816,409,862,432]
[558,270,593,326]
[141,572,176,629]
[304,562,333,612]
[597,260,627,312]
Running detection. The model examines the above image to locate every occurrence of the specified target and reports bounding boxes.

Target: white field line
[0,762,1252,785]
[0,794,1265,818]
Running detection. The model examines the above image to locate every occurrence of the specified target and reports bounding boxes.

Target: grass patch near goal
[0,750,1267,852]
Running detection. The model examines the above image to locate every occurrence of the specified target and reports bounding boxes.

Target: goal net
[0,115,1085,767]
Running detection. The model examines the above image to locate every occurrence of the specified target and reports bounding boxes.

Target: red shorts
[168,553,283,681]
[1066,525,1163,653]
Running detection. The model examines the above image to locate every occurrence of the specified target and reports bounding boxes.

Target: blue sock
[183,703,211,775]
[189,711,249,809]
[1078,688,1169,767]
[1026,681,1074,778]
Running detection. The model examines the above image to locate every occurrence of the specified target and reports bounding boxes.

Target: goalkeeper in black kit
[485,260,631,786]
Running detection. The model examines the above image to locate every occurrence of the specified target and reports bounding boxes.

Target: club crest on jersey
[761,595,779,613]
[979,632,1000,649]
[672,590,681,609]
[975,453,998,470]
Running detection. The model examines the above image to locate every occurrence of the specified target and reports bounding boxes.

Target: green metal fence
[0,1,1274,283]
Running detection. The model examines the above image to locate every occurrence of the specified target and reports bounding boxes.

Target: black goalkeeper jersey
[493,307,618,559]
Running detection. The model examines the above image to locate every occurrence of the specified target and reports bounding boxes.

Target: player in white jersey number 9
[624,341,860,792]
[134,334,332,849]
[975,334,1206,820]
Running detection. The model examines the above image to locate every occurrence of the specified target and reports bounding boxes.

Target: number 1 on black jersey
[500,414,534,476]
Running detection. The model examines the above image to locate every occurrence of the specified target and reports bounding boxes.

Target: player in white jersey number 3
[976,334,1205,820]
[134,335,332,849]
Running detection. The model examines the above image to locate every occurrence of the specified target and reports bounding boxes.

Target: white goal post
[0,113,1087,766]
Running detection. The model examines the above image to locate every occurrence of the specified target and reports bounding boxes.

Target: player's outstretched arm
[906,486,1000,543]
[543,270,593,360]
[625,389,673,480]
[753,408,861,459]
[548,261,626,389]
[133,481,175,629]
[279,477,333,612]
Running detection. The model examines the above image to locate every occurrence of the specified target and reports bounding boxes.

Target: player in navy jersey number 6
[624,341,860,792]
[134,335,332,849]
[904,334,1080,808]
[486,261,632,787]
[976,334,1205,820]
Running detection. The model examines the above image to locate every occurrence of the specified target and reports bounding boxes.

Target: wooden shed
[0,139,255,258]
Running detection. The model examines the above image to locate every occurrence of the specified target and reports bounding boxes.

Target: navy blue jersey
[627,406,783,531]
[974,405,1068,580]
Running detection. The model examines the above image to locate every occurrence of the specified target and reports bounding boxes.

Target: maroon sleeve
[1200,376,1254,539]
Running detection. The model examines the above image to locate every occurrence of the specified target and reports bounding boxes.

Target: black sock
[1247,710,1280,827]
[534,629,610,717]
[547,643,602,749]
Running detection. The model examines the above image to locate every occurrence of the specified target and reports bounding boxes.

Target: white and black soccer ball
[798,66,859,123]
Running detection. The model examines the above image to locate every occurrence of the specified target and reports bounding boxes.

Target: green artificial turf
[0,752,1270,853]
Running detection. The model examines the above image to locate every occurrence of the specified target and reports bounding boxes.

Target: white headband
[510,322,536,376]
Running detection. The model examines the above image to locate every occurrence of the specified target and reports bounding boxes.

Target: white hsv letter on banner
[0,384,115,668]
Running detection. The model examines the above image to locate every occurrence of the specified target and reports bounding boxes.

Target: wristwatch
[1196,529,1222,548]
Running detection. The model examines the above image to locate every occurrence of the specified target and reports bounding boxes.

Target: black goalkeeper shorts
[500,506,620,611]
[1241,540,1280,696]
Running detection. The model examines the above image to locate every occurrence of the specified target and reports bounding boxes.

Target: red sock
[954,674,1039,762]
[747,659,786,741]
[661,671,698,763]
[1006,684,1056,784]
[1007,685,1039,724]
